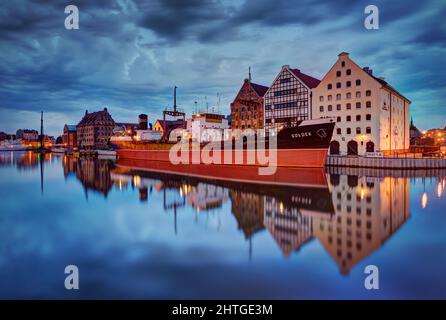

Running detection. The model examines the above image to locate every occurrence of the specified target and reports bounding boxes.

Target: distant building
[63,124,77,148]
[230,79,268,129]
[313,52,411,156]
[16,129,39,141]
[77,108,116,150]
[264,65,320,130]
[0,132,7,141]
[186,113,229,142]
[153,119,185,140]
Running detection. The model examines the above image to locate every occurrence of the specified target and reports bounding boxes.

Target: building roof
[289,69,321,88]
[77,108,116,127]
[65,124,76,132]
[250,82,269,97]
[369,74,411,103]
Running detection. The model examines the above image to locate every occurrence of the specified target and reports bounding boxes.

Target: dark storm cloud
[0,0,445,134]
[136,0,230,41]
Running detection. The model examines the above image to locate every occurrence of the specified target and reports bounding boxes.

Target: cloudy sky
[0,0,445,136]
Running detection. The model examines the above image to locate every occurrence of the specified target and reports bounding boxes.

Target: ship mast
[162,86,186,141]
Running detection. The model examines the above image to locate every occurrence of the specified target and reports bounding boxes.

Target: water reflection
[3,151,446,279]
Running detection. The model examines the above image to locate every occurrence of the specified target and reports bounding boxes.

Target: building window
[366,127,371,134]
[336,94,341,100]
[341,61,346,67]
[319,96,324,102]
[347,115,351,122]
[356,91,361,98]
[328,84,332,90]
[337,128,342,134]
[328,105,333,111]
[336,71,341,77]
[346,69,351,75]
[346,92,351,99]
[366,114,371,120]
[356,127,361,134]
[356,102,361,109]
[346,103,351,110]
[356,115,361,121]
[347,127,351,134]
[280,78,291,83]
[366,90,371,96]
[366,101,371,108]
[346,81,351,87]
[337,116,341,122]
[356,79,361,86]
[337,104,341,111]
[336,82,341,89]
[328,95,332,101]
[320,106,324,112]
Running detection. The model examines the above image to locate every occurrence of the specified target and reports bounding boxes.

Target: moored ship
[111,116,335,168]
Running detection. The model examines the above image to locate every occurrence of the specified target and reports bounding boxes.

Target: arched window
[356,102,361,109]
[356,127,361,134]
[366,126,371,134]
[346,103,351,109]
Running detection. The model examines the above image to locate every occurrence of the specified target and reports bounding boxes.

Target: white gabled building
[312,52,411,156]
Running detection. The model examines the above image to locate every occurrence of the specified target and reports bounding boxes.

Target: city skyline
[1,0,445,136]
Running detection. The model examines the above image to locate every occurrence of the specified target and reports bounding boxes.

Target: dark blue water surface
[0,151,445,299]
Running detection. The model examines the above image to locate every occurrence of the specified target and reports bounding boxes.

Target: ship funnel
[139,114,148,130]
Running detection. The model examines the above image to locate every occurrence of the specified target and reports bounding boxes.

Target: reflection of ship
[115,158,329,188]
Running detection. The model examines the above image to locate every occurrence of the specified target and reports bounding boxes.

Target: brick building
[230,79,268,129]
[77,108,116,149]
[63,124,77,147]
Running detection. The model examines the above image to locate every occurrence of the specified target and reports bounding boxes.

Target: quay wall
[326,156,446,170]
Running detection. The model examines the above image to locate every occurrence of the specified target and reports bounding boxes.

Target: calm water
[0,151,445,299]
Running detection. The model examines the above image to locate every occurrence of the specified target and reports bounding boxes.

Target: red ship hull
[116,148,329,168]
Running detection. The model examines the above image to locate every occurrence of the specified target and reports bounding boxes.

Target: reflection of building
[313,52,411,156]
[230,78,268,129]
[315,174,410,274]
[230,190,265,239]
[186,183,229,211]
[77,108,116,149]
[63,156,114,197]
[264,196,315,256]
[63,124,77,147]
[264,65,320,130]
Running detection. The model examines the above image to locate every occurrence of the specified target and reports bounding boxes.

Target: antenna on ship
[173,86,177,113]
